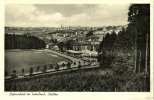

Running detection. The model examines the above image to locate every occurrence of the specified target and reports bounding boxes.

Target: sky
[5,4,130,27]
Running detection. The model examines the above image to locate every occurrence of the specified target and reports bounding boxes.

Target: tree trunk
[145,33,148,73]
[134,30,137,73]
[138,51,142,73]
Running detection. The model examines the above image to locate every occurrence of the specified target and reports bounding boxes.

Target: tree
[128,4,150,34]
[78,64,82,70]
[5,71,8,77]
[99,33,111,50]
[50,64,53,70]
[55,64,60,71]
[127,4,150,91]
[98,32,116,68]
[110,30,117,49]
[57,42,65,51]
[65,40,73,50]
[62,63,65,68]
[53,39,58,44]
[73,62,76,66]
[83,60,86,66]
[128,4,150,73]
[22,68,25,74]
[78,61,81,65]
[67,62,71,69]
[12,69,17,78]
[29,67,33,76]
[36,66,40,73]
[43,65,47,73]
[114,28,134,50]
[86,30,93,37]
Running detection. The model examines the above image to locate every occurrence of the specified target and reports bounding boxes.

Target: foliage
[43,65,47,73]
[86,30,93,37]
[5,60,149,92]
[55,64,60,71]
[5,34,46,49]
[67,62,71,69]
[22,68,24,74]
[128,4,150,34]
[124,72,150,91]
[57,42,65,51]
[4,69,120,91]
[97,4,150,91]
[98,31,117,68]
[50,64,53,70]
[29,67,33,76]
[128,4,150,73]
[11,69,17,78]
[65,40,74,50]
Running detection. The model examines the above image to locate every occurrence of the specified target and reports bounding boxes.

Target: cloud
[5,4,130,27]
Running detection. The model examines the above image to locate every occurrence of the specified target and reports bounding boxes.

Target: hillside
[5,68,115,91]
[5,63,149,92]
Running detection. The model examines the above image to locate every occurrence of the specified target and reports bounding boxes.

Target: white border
[0,0,153,100]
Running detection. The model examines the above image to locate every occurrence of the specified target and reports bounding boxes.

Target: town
[5,25,127,65]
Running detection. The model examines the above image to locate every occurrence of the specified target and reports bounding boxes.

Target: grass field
[5,50,71,76]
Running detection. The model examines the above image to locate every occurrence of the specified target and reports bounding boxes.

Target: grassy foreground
[5,68,117,91]
[5,66,149,92]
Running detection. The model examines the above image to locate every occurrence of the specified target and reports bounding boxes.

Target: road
[39,49,87,67]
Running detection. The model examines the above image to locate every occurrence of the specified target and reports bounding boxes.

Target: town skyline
[5,4,130,27]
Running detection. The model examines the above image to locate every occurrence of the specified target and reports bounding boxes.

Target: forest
[5,34,46,49]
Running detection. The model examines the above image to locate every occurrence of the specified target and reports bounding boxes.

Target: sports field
[5,50,71,76]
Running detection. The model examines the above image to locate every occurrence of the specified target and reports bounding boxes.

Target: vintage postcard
[0,0,153,100]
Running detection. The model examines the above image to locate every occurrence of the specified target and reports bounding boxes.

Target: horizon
[5,24,128,28]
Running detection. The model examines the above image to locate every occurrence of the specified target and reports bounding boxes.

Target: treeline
[5,34,46,49]
[98,4,150,91]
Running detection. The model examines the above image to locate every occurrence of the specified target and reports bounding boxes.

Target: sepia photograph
[4,3,151,93]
